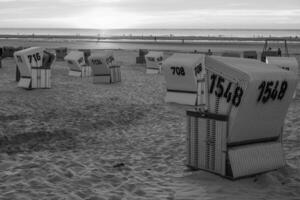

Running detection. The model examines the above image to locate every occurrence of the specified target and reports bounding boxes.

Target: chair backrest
[88,51,114,75]
[163,53,205,93]
[14,47,44,77]
[145,51,164,68]
[64,51,85,71]
[205,56,297,145]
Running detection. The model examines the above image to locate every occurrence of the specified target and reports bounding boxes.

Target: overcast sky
[0,0,299,29]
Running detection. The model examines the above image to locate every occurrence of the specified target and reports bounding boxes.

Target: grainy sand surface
[0,47,299,200]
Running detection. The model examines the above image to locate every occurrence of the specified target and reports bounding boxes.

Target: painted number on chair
[91,59,102,65]
[27,53,41,63]
[209,73,244,107]
[78,57,84,64]
[171,66,185,76]
[257,80,288,103]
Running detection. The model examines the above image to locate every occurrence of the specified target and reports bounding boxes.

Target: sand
[0,42,299,200]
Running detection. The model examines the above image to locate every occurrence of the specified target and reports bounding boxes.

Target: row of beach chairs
[1,47,298,95]
[11,47,122,89]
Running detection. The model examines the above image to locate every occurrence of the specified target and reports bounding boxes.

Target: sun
[71,8,143,29]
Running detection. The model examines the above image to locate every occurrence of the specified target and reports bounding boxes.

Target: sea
[0,28,300,38]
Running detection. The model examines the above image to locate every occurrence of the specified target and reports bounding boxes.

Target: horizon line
[1,27,300,31]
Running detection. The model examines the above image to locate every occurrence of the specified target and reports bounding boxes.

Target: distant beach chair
[205,49,213,56]
[64,51,92,77]
[55,48,67,61]
[221,51,241,58]
[243,51,258,60]
[261,51,279,62]
[3,46,17,58]
[79,49,91,64]
[261,39,289,62]
[266,56,299,98]
[3,46,12,58]
[0,47,2,68]
[136,49,148,64]
[13,47,25,82]
[88,51,121,84]
[14,47,56,89]
[162,53,206,106]
[145,51,164,74]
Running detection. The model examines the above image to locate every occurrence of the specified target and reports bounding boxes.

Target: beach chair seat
[14,47,55,89]
[145,51,164,74]
[88,51,121,84]
[64,51,91,77]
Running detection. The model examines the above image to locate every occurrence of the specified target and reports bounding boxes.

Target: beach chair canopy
[14,47,44,77]
[64,51,85,65]
[64,51,86,72]
[205,56,297,145]
[88,51,115,75]
[163,53,205,93]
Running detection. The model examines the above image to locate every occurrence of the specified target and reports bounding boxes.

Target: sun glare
[72,8,143,29]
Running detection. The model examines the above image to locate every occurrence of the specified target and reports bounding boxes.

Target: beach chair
[55,48,67,61]
[79,49,91,64]
[64,51,92,77]
[145,51,164,74]
[186,56,297,179]
[266,56,299,98]
[0,47,2,68]
[14,47,56,89]
[162,53,206,106]
[3,46,15,58]
[261,39,289,62]
[221,51,241,58]
[88,51,121,84]
[243,51,257,59]
[136,49,148,64]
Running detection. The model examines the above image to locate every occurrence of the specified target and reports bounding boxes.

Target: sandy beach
[0,40,300,200]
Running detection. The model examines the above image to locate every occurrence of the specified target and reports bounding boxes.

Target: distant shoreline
[1,34,300,55]
[1,34,300,43]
